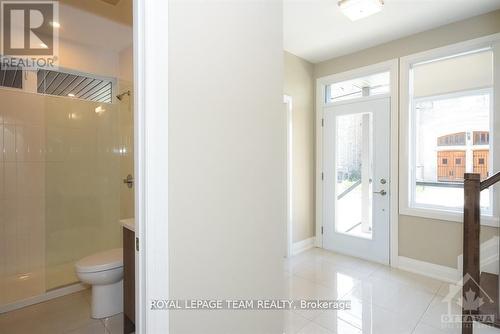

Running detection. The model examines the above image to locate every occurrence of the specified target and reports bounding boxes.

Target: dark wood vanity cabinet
[123,227,135,334]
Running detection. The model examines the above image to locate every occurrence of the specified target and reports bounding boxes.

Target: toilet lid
[75,248,123,273]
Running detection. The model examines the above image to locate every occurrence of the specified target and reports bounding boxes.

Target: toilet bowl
[75,248,123,319]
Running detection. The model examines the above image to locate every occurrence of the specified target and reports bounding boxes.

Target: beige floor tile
[292,259,362,296]
[413,322,459,334]
[102,313,124,334]
[0,291,98,334]
[370,266,443,294]
[296,321,334,334]
[65,321,108,334]
[283,310,310,334]
[313,310,362,333]
[285,275,339,300]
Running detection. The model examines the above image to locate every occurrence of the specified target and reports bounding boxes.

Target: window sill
[399,206,499,227]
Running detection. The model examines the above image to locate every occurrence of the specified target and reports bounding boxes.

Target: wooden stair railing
[462,172,500,334]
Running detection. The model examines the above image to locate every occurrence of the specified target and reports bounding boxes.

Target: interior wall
[284,52,315,243]
[315,9,500,77]
[59,0,132,26]
[169,1,284,332]
[58,38,120,79]
[313,9,500,268]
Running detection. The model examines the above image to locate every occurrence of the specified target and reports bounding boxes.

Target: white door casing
[323,96,391,264]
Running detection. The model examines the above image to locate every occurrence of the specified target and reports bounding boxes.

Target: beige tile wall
[118,81,134,220]
[0,90,46,305]
[0,86,128,301]
[44,95,122,290]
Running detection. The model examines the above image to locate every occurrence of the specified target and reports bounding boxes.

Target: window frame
[400,34,500,226]
[316,58,400,265]
[0,66,117,104]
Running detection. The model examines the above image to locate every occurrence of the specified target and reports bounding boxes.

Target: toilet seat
[75,248,123,273]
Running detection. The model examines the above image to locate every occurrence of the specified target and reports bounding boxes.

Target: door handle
[373,190,387,196]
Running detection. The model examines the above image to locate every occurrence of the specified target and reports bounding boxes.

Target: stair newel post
[462,173,481,334]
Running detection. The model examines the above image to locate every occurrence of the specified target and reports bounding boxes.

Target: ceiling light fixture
[338,0,384,21]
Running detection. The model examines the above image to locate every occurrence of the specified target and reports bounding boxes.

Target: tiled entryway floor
[0,289,123,334]
[284,248,500,334]
[1,248,500,333]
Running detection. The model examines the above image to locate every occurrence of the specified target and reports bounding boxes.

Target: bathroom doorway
[0,0,135,332]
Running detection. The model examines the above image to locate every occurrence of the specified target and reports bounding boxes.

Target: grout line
[409,282,445,334]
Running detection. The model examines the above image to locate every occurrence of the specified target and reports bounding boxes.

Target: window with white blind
[401,41,499,224]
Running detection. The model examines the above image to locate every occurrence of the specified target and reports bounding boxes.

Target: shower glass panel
[44,96,122,290]
[0,87,129,304]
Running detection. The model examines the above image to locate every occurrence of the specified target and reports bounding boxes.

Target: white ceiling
[284,0,500,63]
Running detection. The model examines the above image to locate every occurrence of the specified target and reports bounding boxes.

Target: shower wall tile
[45,98,122,291]
[0,125,3,163]
[45,101,70,128]
[15,126,45,162]
[3,162,17,198]
[0,201,4,278]
[1,91,19,125]
[17,196,45,272]
[0,163,3,199]
[2,199,17,275]
[15,94,45,126]
[45,127,66,162]
[3,125,16,162]
[1,88,128,303]
[17,163,45,197]
[0,89,43,126]
[118,81,134,220]
[0,90,46,306]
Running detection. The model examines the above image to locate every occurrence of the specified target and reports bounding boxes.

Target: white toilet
[75,248,124,319]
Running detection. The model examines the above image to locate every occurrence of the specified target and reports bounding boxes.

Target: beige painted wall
[284,52,316,243]
[314,9,500,268]
[399,215,499,268]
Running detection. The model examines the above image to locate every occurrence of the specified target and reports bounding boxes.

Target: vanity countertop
[120,218,135,232]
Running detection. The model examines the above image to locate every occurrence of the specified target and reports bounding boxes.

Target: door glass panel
[326,71,389,102]
[335,112,373,239]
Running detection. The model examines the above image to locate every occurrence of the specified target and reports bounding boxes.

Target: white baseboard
[293,237,315,256]
[398,256,460,283]
[0,283,88,314]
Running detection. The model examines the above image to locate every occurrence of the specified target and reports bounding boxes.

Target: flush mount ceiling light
[338,0,384,21]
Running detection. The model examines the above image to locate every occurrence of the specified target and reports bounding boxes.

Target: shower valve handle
[123,174,134,189]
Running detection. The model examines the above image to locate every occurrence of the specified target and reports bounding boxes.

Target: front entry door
[323,96,390,264]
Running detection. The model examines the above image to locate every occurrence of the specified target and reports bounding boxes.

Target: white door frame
[315,59,399,267]
[134,0,169,333]
[284,95,293,257]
